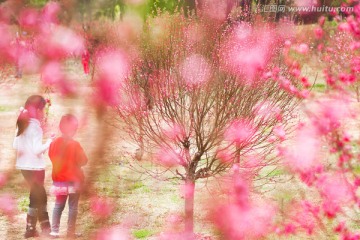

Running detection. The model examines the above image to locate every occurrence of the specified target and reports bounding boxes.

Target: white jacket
[13,118,51,170]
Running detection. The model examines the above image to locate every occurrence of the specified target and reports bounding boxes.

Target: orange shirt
[49,137,88,183]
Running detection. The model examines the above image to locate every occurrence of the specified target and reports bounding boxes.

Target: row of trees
[1,0,348,23]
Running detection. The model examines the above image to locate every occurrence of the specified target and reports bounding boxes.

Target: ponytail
[16,95,46,136]
[16,110,30,136]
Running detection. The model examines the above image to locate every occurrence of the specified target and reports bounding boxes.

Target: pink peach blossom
[216,149,234,163]
[0,173,6,187]
[0,194,16,217]
[224,119,256,146]
[155,146,185,167]
[198,0,236,21]
[317,173,354,205]
[96,226,131,240]
[41,1,61,25]
[314,27,323,39]
[253,101,281,122]
[273,125,286,141]
[280,124,321,173]
[41,61,64,85]
[42,26,84,58]
[95,50,130,106]
[318,16,326,27]
[213,200,276,239]
[90,197,115,219]
[19,8,39,29]
[180,54,211,86]
[296,43,309,54]
[162,123,186,141]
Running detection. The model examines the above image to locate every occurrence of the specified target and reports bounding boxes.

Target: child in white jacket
[13,95,53,238]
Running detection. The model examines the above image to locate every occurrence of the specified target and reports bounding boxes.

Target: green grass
[312,83,326,92]
[18,197,29,213]
[171,195,181,204]
[0,106,12,112]
[129,181,151,193]
[353,165,360,175]
[260,167,286,178]
[132,229,154,239]
[131,181,145,190]
[266,168,285,177]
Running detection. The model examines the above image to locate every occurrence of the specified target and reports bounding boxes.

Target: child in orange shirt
[48,114,88,238]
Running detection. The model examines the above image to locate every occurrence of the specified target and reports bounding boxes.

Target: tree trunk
[184,179,195,235]
[184,0,196,17]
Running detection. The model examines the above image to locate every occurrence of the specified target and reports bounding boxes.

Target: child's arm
[13,129,18,149]
[31,129,52,155]
[76,143,88,166]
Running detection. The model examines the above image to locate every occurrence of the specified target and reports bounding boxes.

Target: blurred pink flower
[216,149,233,163]
[224,119,256,146]
[213,201,276,239]
[0,194,16,217]
[41,61,64,85]
[295,0,318,7]
[90,197,115,219]
[42,26,84,58]
[180,54,211,86]
[198,0,236,21]
[0,173,7,187]
[0,24,13,61]
[221,24,278,83]
[157,231,195,240]
[95,50,130,106]
[18,49,41,74]
[317,173,354,207]
[155,146,185,167]
[163,123,186,141]
[334,221,346,233]
[296,43,309,54]
[318,16,326,27]
[307,95,352,135]
[19,8,39,29]
[283,223,296,235]
[314,27,323,39]
[273,125,286,141]
[339,22,351,32]
[41,1,61,25]
[281,124,321,173]
[243,154,262,169]
[253,101,281,122]
[96,226,131,240]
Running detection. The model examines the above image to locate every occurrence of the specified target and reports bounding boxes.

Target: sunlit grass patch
[132,229,154,239]
[312,83,326,92]
[17,197,29,213]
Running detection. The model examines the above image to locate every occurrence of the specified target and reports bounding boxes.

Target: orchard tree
[116,13,304,235]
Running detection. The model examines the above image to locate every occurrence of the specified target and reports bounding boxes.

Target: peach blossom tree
[115,13,302,236]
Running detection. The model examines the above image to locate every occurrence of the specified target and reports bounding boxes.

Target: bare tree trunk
[184,179,195,235]
[184,0,196,17]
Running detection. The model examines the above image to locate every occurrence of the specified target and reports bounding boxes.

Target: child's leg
[31,171,51,233]
[21,170,37,216]
[52,195,67,234]
[67,193,80,235]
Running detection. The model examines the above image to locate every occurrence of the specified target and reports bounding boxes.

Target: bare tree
[116,15,299,235]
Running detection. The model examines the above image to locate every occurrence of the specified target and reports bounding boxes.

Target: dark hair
[16,95,46,136]
[59,114,78,136]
